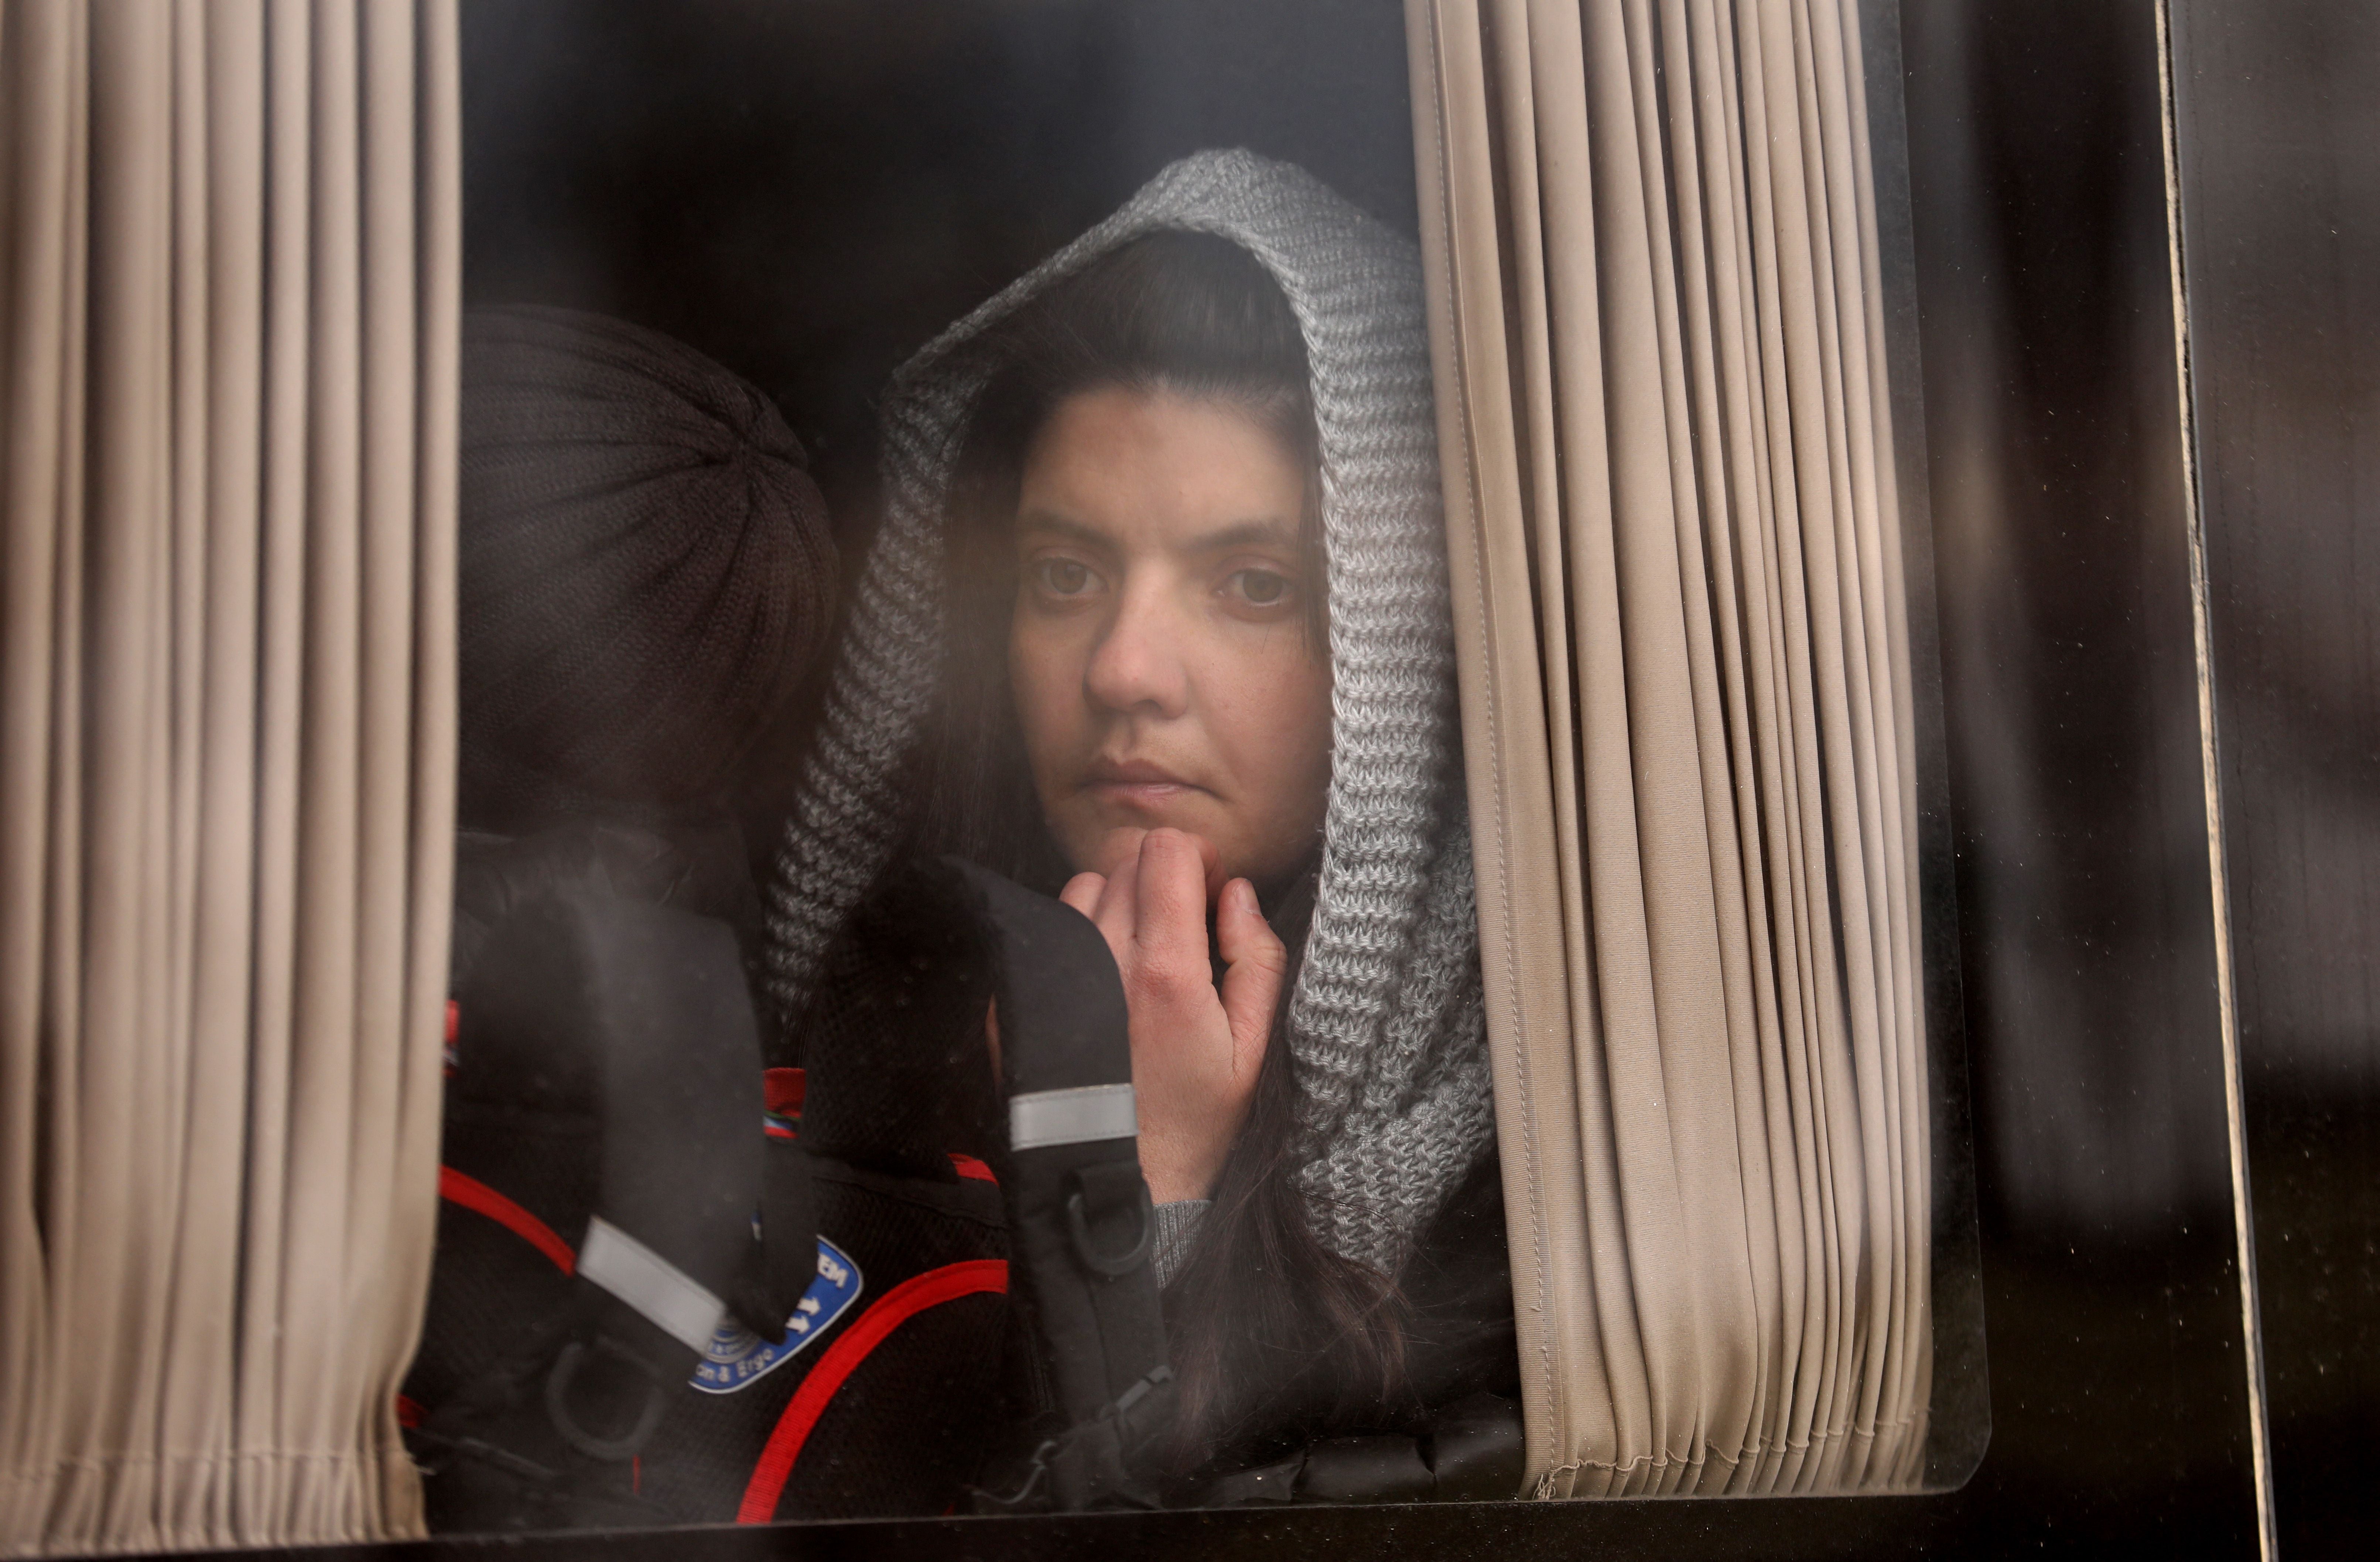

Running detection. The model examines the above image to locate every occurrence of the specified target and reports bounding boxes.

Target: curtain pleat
[382,0,458,1534]
[1408,0,1929,1495]
[0,2,458,1551]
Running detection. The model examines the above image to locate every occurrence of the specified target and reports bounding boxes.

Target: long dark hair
[915,231,1414,1466]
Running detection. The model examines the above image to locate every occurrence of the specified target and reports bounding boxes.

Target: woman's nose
[1084,580,1190,718]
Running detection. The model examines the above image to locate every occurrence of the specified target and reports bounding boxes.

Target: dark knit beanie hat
[458,305,838,825]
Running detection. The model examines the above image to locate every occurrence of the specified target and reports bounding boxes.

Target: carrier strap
[938,859,1177,1510]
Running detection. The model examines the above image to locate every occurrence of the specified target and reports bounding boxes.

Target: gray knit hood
[765,148,1491,1275]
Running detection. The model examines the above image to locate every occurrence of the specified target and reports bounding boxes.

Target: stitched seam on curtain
[3,1450,380,1475]
[1534,1406,1926,1478]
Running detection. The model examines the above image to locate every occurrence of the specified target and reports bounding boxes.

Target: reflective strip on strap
[1008,1082,1137,1151]
[577,1216,727,1353]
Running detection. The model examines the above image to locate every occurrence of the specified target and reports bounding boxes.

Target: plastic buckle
[968,1364,1177,1514]
[969,1436,1060,1512]
[543,1335,670,1460]
[1063,1162,1155,1277]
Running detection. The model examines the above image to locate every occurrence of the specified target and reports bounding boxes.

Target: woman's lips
[1083,759,1207,810]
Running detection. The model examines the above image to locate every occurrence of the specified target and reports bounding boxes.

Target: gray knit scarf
[764,149,1492,1276]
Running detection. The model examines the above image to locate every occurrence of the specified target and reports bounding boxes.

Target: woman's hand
[1059,827,1285,1204]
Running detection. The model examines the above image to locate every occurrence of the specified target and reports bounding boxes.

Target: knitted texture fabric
[762,149,1493,1276]
[1150,1201,1211,1288]
[459,305,839,825]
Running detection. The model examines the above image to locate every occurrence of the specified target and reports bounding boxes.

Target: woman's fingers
[1130,828,1211,966]
[1065,832,1264,1205]
[1058,871,1105,920]
[1215,877,1288,1069]
[1190,832,1226,901]
[1084,836,1145,953]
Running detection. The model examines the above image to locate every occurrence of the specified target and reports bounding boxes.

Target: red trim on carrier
[736,1258,1009,1523]
[764,1067,806,1140]
[438,1165,577,1276]
[946,1152,997,1184]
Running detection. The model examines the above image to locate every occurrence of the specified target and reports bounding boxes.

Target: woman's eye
[1228,569,1291,607]
[1035,559,1095,596]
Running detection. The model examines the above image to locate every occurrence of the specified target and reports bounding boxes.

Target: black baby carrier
[400,829,1176,1529]
[417,303,1169,1527]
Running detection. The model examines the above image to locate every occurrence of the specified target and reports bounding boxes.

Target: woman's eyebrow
[1014,509,1116,549]
[1183,519,1298,555]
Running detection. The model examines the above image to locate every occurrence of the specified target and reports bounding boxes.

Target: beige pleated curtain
[1407,0,1930,1494]
[0,1,458,1551]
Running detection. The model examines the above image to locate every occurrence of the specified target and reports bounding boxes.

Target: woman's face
[1009,385,1331,889]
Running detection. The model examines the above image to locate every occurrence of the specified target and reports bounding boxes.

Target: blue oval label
[688,1236,862,1395]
